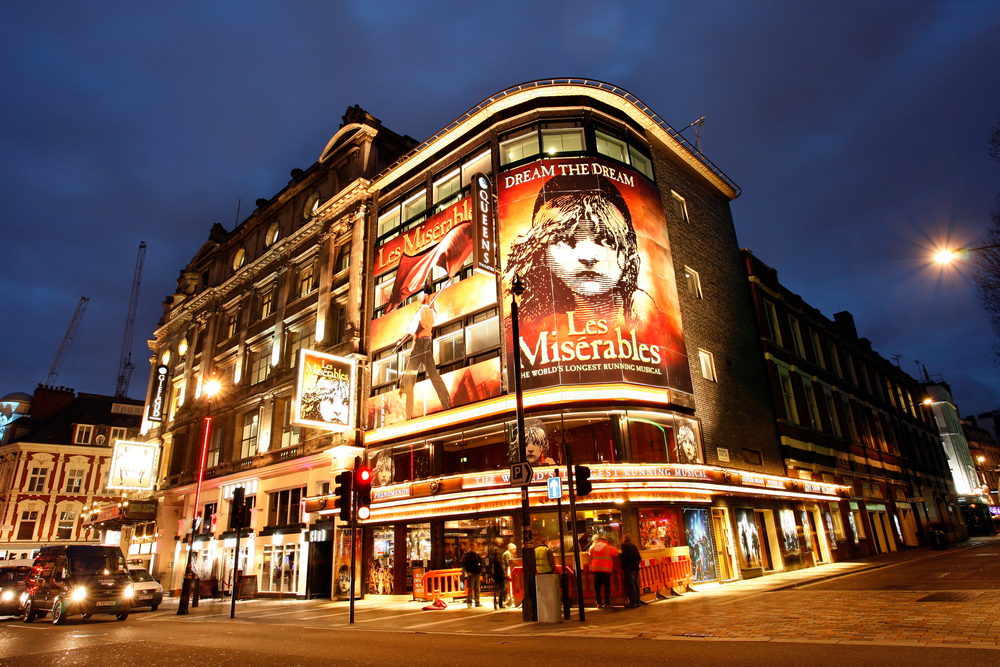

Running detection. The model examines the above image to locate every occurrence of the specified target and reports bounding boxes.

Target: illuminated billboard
[293,350,356,431]
[107,440,159,491]
[499,156,691,395]
[367,185,502,430]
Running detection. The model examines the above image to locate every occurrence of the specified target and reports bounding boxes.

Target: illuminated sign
[462,463,713,490]
[741,474,786,490]
[499,156,691,396]
[107,440,158,490]
[372,485,411,501]
[148,365,169,422]
[293,350,356,431]
[472,173,496,274]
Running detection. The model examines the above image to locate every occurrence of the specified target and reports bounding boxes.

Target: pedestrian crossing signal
[575,465,592,497]
[334,470,353,522]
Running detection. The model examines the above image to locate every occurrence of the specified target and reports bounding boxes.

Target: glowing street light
[177,376,221,615]
[934,244,1000,264]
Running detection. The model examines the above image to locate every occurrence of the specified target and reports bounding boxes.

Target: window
[595,128,628,162]
[109,427,127,444]
[17,511,37,541]
[275,398,301,450]
[259,288,274,320]
[842,397,860,442]
[240,411,260,459]
[233,247,246,271]
[461,149,492,188]
[628,145,654,179]
[334,303,348,344]
[303,193,320,220]
[500,127,540,165]
[99,470,109,494]
[225,310,239,339]
[74,425,93,445]
[377,206,401,243]
[828,341,844,378]
[541,123,584,156]
[337,243,351,273]
[250,343,272,385]
[267,487,306,527]
[402,190,427,224]
[671,191,688,222]
[297,262,316,298]
[824,390,843,437]
[810,330,825,370]
[207,427,222,468]
[742,449,764,465]
[200,502,217,534]
[803,381,822,430]
[859,362,872,394]
[788,316,806,358]
[684,267,703,299]
[264,221,280,247]
[432,168,461,207]
[844,351,858,385]
[698,349,717,382]
[779,369,799,423]
[57,511,75,540]
[764,300,782,345]
[65,469,84,493]
[285,320,315,367]
[27,468,47,493]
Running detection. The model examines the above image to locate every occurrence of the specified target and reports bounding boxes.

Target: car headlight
[71,587,87,601]
[19,592,28,604]
[124,584,134,598]
[1,590,13,601]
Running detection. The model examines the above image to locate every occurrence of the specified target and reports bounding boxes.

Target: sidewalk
[153,537,999,619]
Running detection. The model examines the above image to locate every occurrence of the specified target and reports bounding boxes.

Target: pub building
[145,81,854,604]
[305,81,845,596]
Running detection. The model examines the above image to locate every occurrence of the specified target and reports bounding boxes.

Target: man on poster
[396,290,452,420]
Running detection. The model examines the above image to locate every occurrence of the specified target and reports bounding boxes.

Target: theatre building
[742,250,966,554]
[146,81,847,602]
[308,80,844,596]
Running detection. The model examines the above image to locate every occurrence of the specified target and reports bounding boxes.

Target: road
[1,538,997,666]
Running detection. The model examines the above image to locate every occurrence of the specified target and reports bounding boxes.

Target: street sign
[547,475,562,500]
[510,462,533,487]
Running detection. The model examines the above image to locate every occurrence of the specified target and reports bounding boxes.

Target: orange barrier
[418,568,466,601]
[511,562,574,605]
[637,557,661,603]
[660,553,693,595]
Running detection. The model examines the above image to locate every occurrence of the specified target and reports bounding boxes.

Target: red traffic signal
[356,467,373,520]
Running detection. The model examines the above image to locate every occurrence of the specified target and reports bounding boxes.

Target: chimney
[31,384,77,420]
[833,311,858,340]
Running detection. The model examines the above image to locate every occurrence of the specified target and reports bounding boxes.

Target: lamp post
[510,275,537,623]
[177,378,221,615]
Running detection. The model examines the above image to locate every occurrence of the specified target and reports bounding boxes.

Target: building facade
[742,250,967,554]
[146,81,850,602]
[0,386,147,564]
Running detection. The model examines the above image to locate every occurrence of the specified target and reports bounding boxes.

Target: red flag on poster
[383,222,474,312]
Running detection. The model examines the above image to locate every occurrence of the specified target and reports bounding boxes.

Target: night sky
[3,2,999,416]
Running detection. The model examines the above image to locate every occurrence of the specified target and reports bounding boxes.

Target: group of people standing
[459,533,644,611]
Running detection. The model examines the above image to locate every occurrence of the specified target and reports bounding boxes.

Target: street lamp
[934,244,1000,264]
[177,377,221,615]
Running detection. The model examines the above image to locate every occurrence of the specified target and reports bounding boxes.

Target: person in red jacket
[588,536,618,609]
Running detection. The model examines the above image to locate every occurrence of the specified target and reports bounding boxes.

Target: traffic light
[229,486,246,530]
[356,467,373,520]
[575,465,592,497]
[334,470,353,522]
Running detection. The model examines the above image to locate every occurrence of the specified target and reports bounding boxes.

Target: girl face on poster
[505,174,641,323]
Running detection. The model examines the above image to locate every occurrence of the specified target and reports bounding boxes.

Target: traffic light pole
[564,440,585,621]
[349,456,360,625]
[230,524,241,619]
[510,280,537,623]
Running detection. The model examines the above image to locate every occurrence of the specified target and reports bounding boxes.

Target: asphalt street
[1,537,997,666]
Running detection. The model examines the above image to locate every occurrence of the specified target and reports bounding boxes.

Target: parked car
[22,545,134,624]
[126,566,163,610]
[0,566,31,616]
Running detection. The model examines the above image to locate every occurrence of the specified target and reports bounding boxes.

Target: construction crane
[115,242,147,398]
[45,297,90,386]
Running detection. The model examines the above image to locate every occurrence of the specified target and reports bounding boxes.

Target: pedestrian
[534,538,556,576]
[502,543,517,607]
[462,545,483,607]
[491,538,507,609]
[588,535,618,609]
[620,534,641,608]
